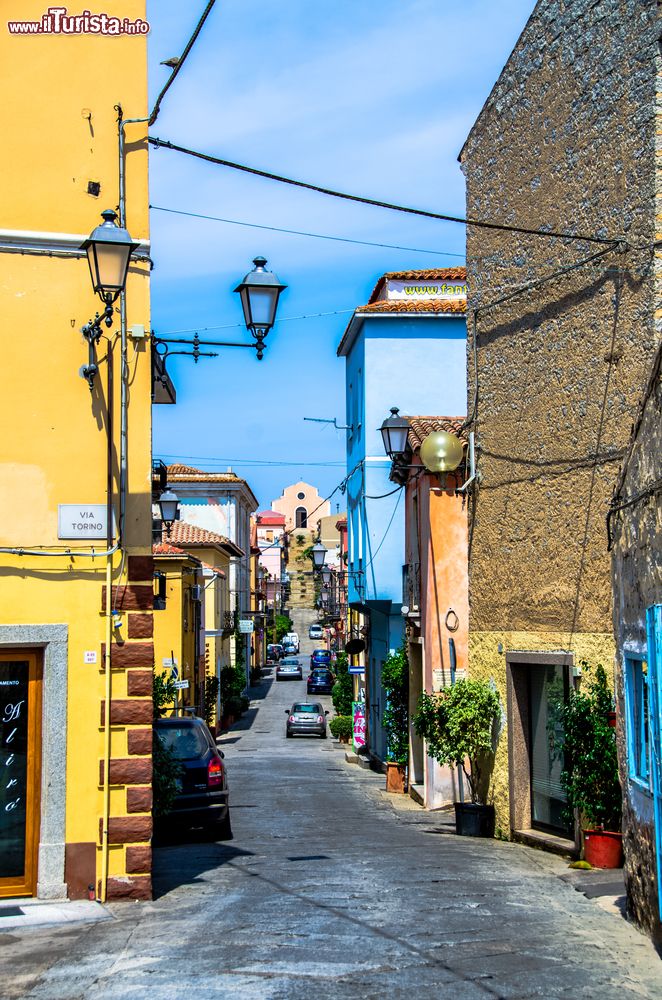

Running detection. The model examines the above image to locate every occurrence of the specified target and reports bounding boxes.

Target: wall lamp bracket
[80,294,114,391]
[456,432,477,494]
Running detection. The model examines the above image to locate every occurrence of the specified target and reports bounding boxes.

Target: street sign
[238,619,254,634]
[348,665,365,675]
[58,504,113,540]
[170,665,179,682]
[173,679,189,690]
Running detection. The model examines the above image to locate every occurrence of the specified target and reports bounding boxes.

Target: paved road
[1,666,662,999]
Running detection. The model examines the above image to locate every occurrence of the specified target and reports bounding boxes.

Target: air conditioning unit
[191,584,202,602]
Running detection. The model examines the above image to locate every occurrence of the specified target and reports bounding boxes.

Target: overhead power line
[148,135,619,246]
[149,204,465,258]
[149,1,217,126]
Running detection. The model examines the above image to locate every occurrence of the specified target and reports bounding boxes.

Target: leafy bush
[153,671,176,719]
[413,679,500,804]
[332,652,353,717]
[560,662,621,831]
[382,645,409,766]
[203,674,220,726]
[329,715,353,741]
[274,613,293,642]
[152,732,182,818]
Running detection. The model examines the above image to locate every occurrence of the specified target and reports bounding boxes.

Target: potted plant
[382,645,409,793]
[560,662,623,868]
[413,679,500,836]
[329,715,353,744]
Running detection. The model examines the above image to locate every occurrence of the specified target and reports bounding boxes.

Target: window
[625,654,651,790]
[297,492,305,500]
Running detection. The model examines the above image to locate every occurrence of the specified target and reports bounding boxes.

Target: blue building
[337,269,467,762]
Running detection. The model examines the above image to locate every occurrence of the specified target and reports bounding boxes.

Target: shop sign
[352,701,366,750]
[386,279,466,301]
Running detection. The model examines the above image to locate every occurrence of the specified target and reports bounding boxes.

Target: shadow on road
[152,839,255,899]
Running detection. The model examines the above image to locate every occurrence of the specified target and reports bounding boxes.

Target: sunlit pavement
[1,665,661,999]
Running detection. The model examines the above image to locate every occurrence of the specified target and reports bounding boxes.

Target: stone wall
[460,0,659,848]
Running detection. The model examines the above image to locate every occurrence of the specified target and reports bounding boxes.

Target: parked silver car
[276,657,303,681]
[285,702,329,738]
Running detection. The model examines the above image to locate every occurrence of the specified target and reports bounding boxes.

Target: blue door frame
[646,604,662,921]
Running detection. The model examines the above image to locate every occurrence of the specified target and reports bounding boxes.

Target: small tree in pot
[382,645,409,793]
[560,661,623,867]
[413,679,500,836]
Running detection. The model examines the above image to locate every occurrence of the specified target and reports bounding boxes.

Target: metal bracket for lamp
[152,331,261,364]
[456,432,477,494]
[79,294,114,391]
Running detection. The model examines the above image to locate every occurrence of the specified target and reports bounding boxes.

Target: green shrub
[329,715,353,741]
[203,674,220,726]
[153,671,176,719]
[382,645,409,765]
[152,731,182,818]
[413,679,500,804]
[332,652,353,716]
[560,662,621,831]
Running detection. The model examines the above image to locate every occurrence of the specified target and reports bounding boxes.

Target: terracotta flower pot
[386,762,407,794]
[583,829,623,868]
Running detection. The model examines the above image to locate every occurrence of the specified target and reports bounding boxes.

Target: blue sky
[147,0,534,509]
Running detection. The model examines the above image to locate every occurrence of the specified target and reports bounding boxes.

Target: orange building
[402,418,469,809]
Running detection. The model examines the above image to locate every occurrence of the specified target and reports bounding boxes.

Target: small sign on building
[58,504,113,540]
[238,619,254,634]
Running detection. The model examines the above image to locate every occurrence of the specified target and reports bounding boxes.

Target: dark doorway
[528,663,571,836]
[295,507,307,528]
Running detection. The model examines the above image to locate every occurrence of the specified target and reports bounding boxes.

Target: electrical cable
[363,488,403,575]
[149,1,217,126]
[147,136,620,246]
[363,485,404,499]
[462,244,620,430]
[149,204,465,258]
[154,309,355,338]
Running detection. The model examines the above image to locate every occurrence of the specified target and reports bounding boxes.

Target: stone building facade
[460,0,659,877]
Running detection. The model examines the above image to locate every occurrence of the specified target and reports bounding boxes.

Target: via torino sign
[58,504,110,539]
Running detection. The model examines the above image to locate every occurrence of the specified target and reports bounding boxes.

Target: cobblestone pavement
[0,667,661,999]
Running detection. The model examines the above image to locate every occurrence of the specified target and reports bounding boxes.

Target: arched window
[295,507,307,528]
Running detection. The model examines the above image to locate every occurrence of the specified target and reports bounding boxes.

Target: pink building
[401,417,469,810]
[255,511,286,608]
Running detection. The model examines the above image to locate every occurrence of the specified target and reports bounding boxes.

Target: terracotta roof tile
[356,299,466,316]
[405,416,468,451]
[257,511,286,525]
[369,266,466,303]
[153,541,187,555]
[166,521,245,557]
[167,463,244,484]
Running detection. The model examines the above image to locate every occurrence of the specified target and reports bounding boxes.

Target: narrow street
[1,665,661,999]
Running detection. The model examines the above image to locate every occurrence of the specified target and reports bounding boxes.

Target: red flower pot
[583,829,623,868]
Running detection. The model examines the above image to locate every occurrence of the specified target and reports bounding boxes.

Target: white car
[283,632,299,652]
[309,624,324,640]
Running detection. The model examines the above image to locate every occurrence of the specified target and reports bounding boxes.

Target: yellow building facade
[0,3,152,900]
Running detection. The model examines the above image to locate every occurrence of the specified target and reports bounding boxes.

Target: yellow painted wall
[153,558,202,710]
[469,630,615,836]
[0,1,151,894]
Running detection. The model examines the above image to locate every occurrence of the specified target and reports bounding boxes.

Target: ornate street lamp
[79,209,139,390]
[234,256,287,360]
[157,487,180,537]
[379,407,410,461]
[81,209,140,304]
[311,541,327,571]
[321,565,333,587]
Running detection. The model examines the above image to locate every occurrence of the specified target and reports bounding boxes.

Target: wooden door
[0,651,42,898]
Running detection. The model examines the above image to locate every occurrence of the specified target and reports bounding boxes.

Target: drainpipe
[101,339,115,903]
